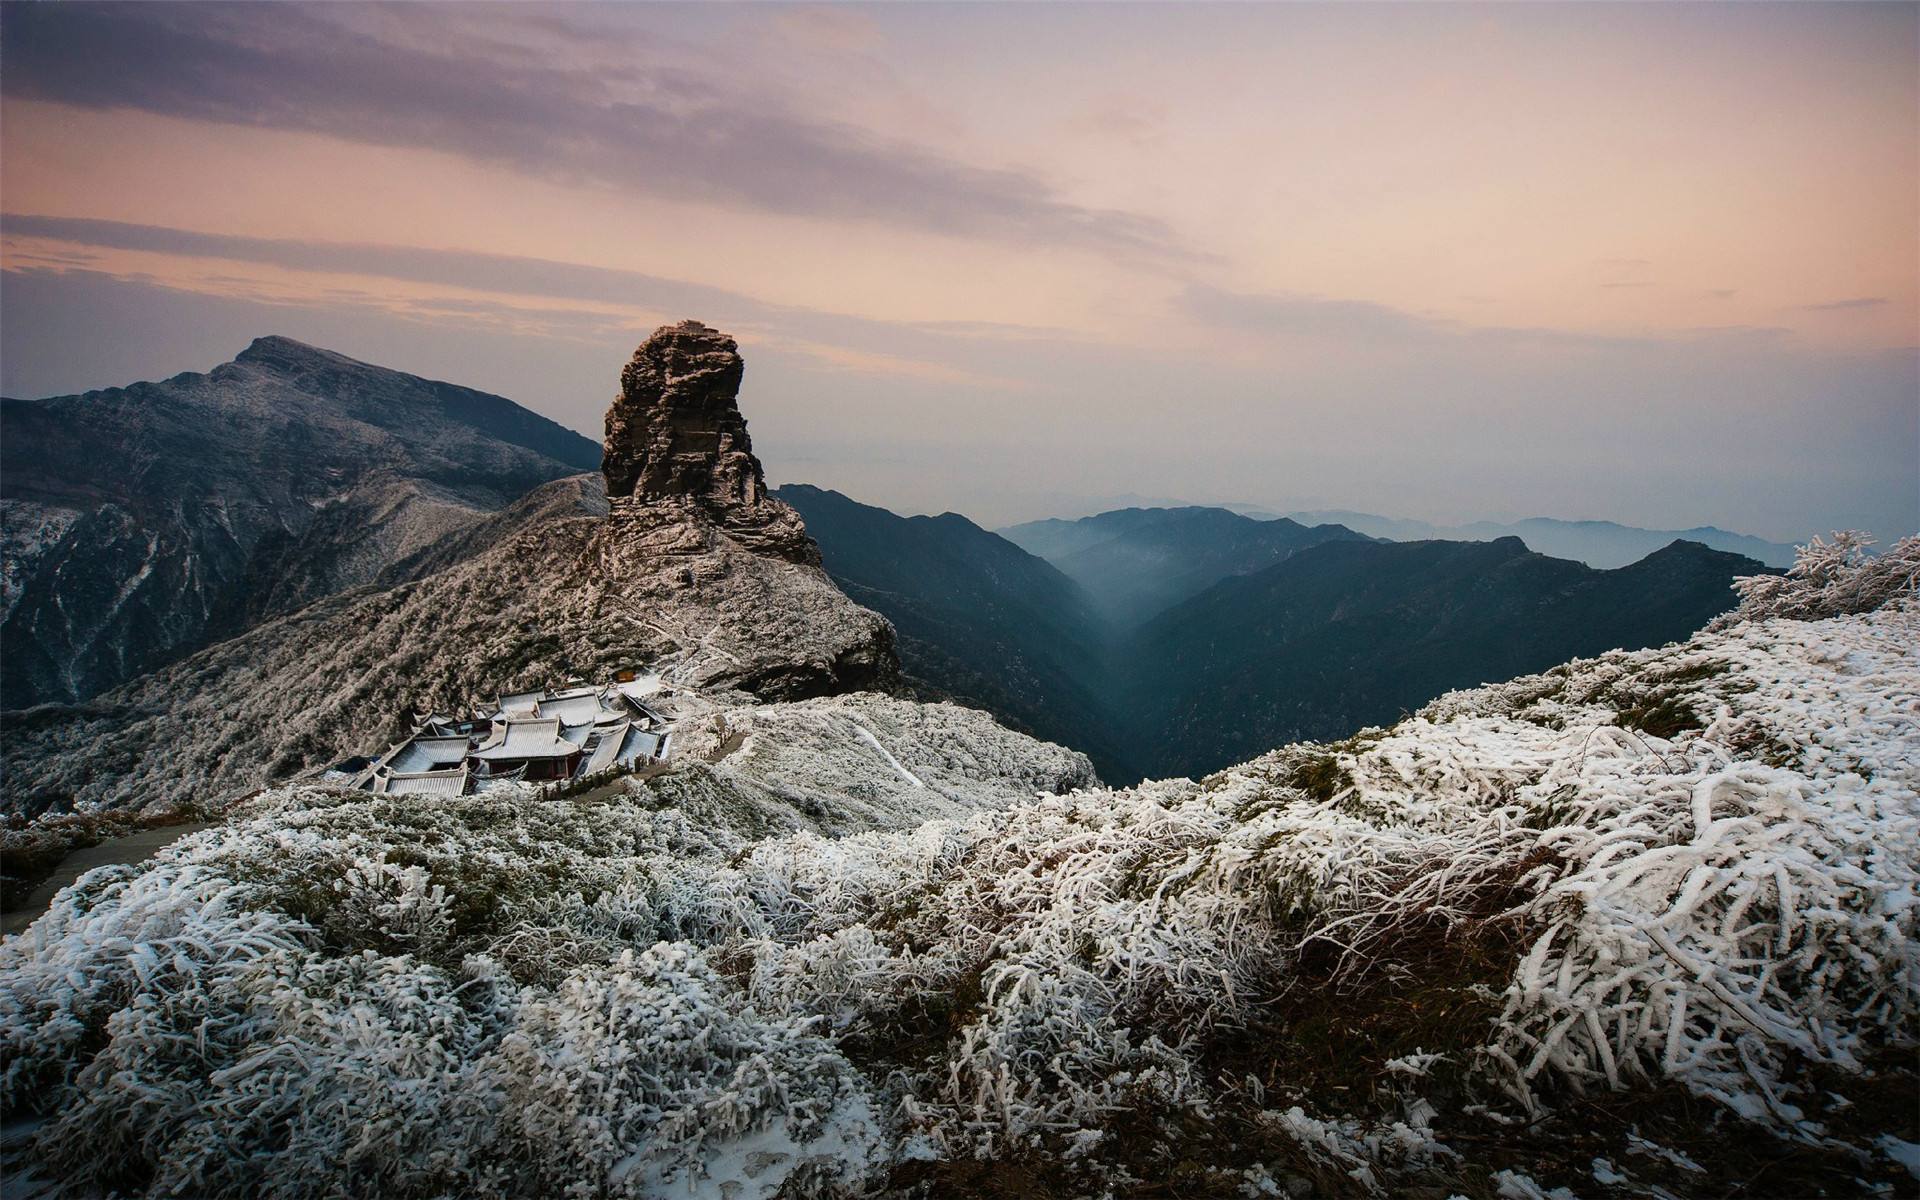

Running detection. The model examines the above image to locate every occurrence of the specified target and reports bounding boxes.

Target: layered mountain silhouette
[801,500,1768,782]
[1285,510,1799,569]
[1000,506,1370,627]
[0,337,601,708]
[1127,535,1766,777]
[1,331,1771,810]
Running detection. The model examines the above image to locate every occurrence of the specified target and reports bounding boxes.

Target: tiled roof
[473,718,578,761]
[371,767,469,796]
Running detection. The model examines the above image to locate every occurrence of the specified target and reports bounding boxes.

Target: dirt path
[563,761,674,806]
[706,729,748,763]
[2,823,211,938]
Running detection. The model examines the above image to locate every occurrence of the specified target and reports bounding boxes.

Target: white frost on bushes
[1490,1168,1578,1200]
[487,944,882,1198]
[1265,1106,1455,1194]
[1708,530,1919,630]
[666,690,1096,838]
[2,553,1915,1196]
[1418,602,1920,1129]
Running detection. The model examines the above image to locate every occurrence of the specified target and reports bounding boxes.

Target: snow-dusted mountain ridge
[0,336,602,708]
[1,532,1913,1198]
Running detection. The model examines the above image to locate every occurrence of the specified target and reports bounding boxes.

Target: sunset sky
[2,1,1914,539]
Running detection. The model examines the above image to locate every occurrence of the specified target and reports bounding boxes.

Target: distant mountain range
[0,334,1774,792]
[1282,510,1799,569]
[0,337,601,708]
[999,507,1370,627]
[798,498,1769,782]
[1004,497,1799,572]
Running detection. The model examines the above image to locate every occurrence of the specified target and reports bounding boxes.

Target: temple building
[353,672,672,796]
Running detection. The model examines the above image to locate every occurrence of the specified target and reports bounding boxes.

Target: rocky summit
[601,321,818,565]
[2,327,900,819]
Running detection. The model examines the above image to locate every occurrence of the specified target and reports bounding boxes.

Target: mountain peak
[600,321,819,565]
[232,334,353,372]
[239,333,317,354]
[1656,536,1712,554]
[1630,538,1767,572]
[602,321,755,505]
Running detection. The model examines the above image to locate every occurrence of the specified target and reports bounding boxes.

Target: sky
[1,2,1915,541]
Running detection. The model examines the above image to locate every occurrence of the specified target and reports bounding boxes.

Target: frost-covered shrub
[37,950,498,1199]
[1417,605,1920,1125]
[1258,1105,1456,1196]
[326,859,455,955]
[484,944,881,1198]
[0,862,311,1106]
[1709,531,1918,629]
[1490,759,1918,1128]
[215,791,741,965]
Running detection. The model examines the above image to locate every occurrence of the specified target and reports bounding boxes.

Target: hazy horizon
[3,2,1915,541]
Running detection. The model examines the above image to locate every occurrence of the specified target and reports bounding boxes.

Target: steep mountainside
[1001,506,1370,627]
[774,485,1130,780]
[1129,536,1766,776]
[0,337,601,708]
[1287,510,1800,569]
[774,491,1763,783]
[1,324,896,819]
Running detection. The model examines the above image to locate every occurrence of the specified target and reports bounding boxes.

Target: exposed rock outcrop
[601,321,818,565]
[583,322,896,698]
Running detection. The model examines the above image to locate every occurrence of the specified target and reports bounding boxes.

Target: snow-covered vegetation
[1710,531,1919,628]
[2,546,1914,1197]
[664,692,1096,836]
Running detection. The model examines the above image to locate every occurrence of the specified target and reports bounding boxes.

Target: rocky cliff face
[602,321,818,565]
[0,338,603,709]
[3,326,900,818]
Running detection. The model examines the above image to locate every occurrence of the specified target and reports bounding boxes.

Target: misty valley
[781,486,1772,783]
